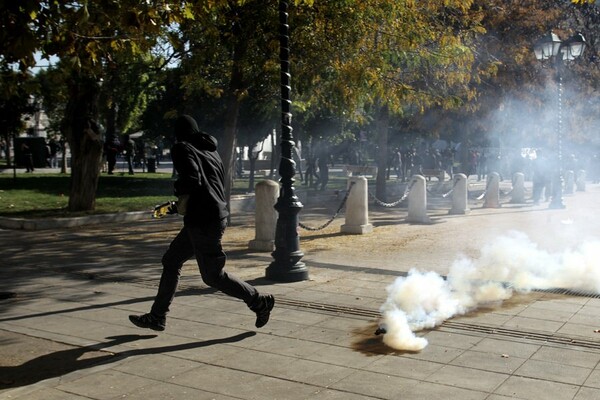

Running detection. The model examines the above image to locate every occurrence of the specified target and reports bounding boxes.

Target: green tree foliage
[3,0,597,214]
[451,0,600,150]
[141,68,184,142]
[0,1,194,211]
[0,67,36,166]
[165,1,283,202]
[34,65,69,137]
[289,1,492,197]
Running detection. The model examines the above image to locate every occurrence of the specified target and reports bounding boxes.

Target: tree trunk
[375,105,389,202]
[221,26,247,210]
[222,93,241,210]
[64,74,103,212]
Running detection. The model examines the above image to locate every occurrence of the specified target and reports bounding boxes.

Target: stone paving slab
[2,184,600,399]
[4,270,600,400]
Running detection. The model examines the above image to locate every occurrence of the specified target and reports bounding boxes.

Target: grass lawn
[0,172,175,218]
[0,167,351,219]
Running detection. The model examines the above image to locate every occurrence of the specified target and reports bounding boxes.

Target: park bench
[344,165,378,177]
[420,168,446,181]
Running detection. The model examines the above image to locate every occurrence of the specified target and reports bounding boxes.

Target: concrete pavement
[2,182,600,399]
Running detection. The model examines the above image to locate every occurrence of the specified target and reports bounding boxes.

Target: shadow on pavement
[0,276,272,324]
[0,331,256,389]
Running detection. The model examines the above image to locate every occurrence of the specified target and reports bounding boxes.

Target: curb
[0,211,149,231]
[0,187,363,231]
[0,194,259,231]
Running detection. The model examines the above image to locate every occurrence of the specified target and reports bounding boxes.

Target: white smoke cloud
[379,230,600,351]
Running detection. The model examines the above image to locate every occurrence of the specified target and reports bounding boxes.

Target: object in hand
[153,201,177,218]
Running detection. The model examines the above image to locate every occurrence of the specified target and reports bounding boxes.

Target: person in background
[313,145,330,191]
[0,138,6,159]
[123,134,135,175]
[48,138,61,168]
[532,149,550,204]
[21,142,34,173]
[104,134,120,175]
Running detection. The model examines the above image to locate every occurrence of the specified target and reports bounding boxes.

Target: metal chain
[369,179,415,207]
[299,182,355,231]
[476,178,492,200]
[441,178,459,198]
[426,182,454,198]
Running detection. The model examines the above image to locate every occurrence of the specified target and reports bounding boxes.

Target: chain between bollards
[476,178,492,201]
[426,181,455,198]
[299,182,355,231]
[441,178,459,198]
[369,179,415,207]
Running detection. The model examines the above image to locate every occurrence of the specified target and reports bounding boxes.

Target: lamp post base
[265,193,309,282]
[266,258,308,282]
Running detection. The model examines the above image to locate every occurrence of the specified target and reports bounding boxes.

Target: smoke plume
[379,230,600,351]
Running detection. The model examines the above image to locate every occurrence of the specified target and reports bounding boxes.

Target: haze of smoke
[379,230,600,351]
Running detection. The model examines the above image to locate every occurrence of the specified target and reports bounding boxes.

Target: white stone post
[564,170,575,195]
[341,176,373,234]
[576,170,586,192]
[249,180,279,251]
[482,172,501,208]
[407,175,430,223]
[449,173,469,215]
[510,172,526,204]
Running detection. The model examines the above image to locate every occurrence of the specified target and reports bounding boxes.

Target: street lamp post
[265,0,309,282]
[533,31,586,209]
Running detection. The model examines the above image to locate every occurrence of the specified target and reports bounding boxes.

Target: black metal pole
[549,55,565,209]
[265,0,309,282]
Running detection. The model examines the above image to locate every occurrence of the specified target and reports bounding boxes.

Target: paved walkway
[2,182,600,399]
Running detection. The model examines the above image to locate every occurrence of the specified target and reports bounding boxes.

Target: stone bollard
[407,175,430,223]
[482,172,501,208]
[564,170,575,195]
[249,180,279,251]
[576,170,586,192]
[449,173,469,215]
[510,172,526,204]
[341,176,373,234]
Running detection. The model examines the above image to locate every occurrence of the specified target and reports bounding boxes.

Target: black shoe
[129,313,166,331]
[250,294,275,328]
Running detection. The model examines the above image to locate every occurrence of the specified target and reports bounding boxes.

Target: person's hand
[153,201,177,218]
[166,201,178,215]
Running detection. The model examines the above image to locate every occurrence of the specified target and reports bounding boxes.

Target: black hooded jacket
[171,116,229,224]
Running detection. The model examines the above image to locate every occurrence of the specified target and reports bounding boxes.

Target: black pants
[24,154,34,172]
[126,153,134,174]
[107,153,117,173]
[151,220,257,317]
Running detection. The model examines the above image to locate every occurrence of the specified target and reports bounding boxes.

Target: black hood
[174,115,198,141]
[190,132,218,151]
[174,115,217,151]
